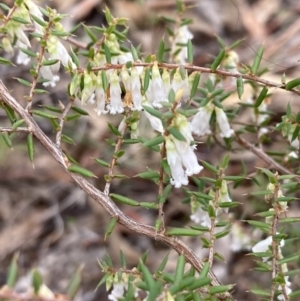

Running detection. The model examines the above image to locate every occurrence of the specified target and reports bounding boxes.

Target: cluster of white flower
[5,0,76,86]
[4,0,43,61]
[190,180,232,227]
[40,33,76,87]
[165,113,203,188]
[190,103,234,138]
[4,3,235,188]
[252,236,292,300]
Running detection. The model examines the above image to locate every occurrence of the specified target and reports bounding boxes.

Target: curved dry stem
[0,81,236,301]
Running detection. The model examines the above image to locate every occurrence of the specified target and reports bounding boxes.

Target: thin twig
[270,173,282,301]
[88,62,300,97]
[66,36,88,50]
[104,113,129,195]
[1,4,17,26]
[0,80,236,301]
[235,135,297,177]
[208,171,223,268]
[56,99,74,147]
[26,21,53,112]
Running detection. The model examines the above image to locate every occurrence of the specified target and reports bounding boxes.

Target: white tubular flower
[176,144,203,176]
[81,72,95,104]
[223,51,239,72]
[15,41,31,65]
[215,107,234,138]
[288,134,299,150]
[257,100,269,125]
[165,136,188,188]
[252,236,272,258]
[172,25,193,64]
[121,66,131,92]
[2,37,13,54]
[47,35,76,71]
[171,113,203,176]
[172,113,194,149]
[94,53,107,67]
[143,100,164,133]
[151,63,168,107]
[107,272,139,301]
[118,51,134,64]
[145,78,154,104]
[252,236,284,262]
[190,104,214,136]
[219,180,232,211]
[6,5,31,47]
[24,0,44,34]
[40,65,60,87]
[172,69,190,101]
[94,74,107,115]
[109,70,124,114]
[278,287,292,301]
[108,282,126,301]
[131,67,143,111]
[190,206,211,227]
[162,69,171,99]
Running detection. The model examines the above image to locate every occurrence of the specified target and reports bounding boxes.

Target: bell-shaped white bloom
[190,206,211,227]
[121,66,131,91]
[40,65,60,87]
[190,104,214,136]
[215,107,234,138]
[219,180,232,212]
[47,35,76,71]
[143,100,164,133]
[252,236,285,262]
[172,113,194,150]
[16,41,31,65]
[131,67,143,110]
[151,63,168,108]
[165,137,188,188]
[94,53,107,67]
[145,78,154,104]
[118,51,134,64]
[252,236,272,254]
[94,74,107,115]
[108,70,124,114]
[6,5,31,47]
[172,25,193,64]
[170,113,203,176]
[175,143,203,176]
[24,0,44,34]
[2,37,13,54]
[278,287,292,301]
[162,69,171,99]
[172,69,190,101]
[223,51,239,71]
[288,134,299,149]
[81,72,95,104]
[257,100,269,125]
[108,282,126,301]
